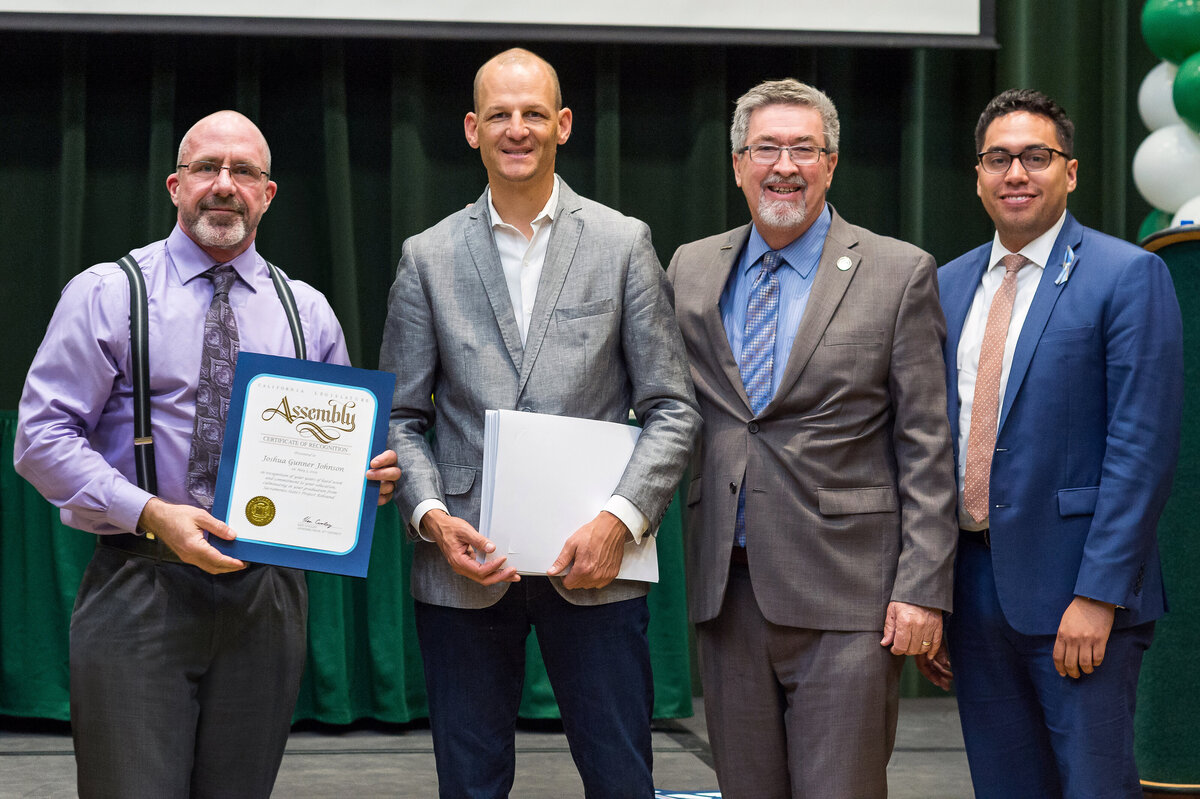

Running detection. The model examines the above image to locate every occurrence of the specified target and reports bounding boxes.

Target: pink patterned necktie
[187,265,240,510]
[963,253,1029,524]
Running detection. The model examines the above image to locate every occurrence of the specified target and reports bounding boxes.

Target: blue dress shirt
[721,205,831,401]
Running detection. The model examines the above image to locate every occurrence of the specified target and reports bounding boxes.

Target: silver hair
[729,79,840,154]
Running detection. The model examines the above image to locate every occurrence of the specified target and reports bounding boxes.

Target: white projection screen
[0,1,995,48]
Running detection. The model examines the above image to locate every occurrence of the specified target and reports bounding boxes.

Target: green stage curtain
[1135,236,1200,787]
[0,3,1160,408]
[0,0,1169,720]
[0,411,693,722]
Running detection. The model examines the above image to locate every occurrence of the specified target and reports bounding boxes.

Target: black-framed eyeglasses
[738,144,829,166]
[177,160,270,184]
[976,147,1070,174]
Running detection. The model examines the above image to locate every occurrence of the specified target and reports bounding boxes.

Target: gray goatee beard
[187,205,250,249]
[757,180,807,230]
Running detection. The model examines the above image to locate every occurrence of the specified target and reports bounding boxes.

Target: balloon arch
[1135,0,1200,237]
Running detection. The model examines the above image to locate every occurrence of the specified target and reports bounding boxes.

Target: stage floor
[1,696,972,797]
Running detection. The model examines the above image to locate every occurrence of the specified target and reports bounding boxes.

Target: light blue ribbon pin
[1055,245,1075,286]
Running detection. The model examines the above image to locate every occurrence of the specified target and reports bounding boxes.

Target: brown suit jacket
[667,209,957,630]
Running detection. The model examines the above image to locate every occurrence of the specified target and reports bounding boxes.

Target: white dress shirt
[490,177,560,345]
[412,176,650,545]
[956,212,1067,529]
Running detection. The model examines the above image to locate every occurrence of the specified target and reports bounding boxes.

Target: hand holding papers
[478,409,658,582]
[421,508,520,585]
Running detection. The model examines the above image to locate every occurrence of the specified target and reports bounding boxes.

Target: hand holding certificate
[478,409,658,582]
[210,352,395,577]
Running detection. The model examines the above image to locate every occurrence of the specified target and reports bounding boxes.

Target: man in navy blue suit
[921,89,1183,798]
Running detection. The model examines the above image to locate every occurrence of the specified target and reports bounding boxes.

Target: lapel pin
[1055,246,1075,286]
[836,256,852,271]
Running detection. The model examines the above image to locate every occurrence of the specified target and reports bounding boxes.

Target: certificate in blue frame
[210,352,395,577]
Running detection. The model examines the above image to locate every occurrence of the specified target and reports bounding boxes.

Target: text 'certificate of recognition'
[210,352,395,577]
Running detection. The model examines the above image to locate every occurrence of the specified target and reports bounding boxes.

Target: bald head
[167,110,277,262]
[176,110,272,173]
[473,48,562,113]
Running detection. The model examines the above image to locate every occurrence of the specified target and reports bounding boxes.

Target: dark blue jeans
[415,577,654,798]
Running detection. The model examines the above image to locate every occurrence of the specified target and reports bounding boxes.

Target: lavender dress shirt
[15,225,349,536]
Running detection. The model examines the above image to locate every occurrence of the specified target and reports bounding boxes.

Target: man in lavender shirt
[14,111,399,798]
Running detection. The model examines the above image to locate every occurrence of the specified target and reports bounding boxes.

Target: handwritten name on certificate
[211,353,394,577]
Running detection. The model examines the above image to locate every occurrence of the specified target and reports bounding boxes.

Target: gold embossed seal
[245,496,276,527]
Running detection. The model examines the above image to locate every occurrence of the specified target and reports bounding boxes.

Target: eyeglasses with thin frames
[177,160,270,185]
[737,144,830,166]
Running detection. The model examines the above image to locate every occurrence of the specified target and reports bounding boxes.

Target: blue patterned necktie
[734,250,784,547]
[187,265,240,510]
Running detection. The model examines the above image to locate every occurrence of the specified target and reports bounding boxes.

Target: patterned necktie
[734,250,784,547]
[739,250,784,415]
[962,253,1028,524]
[187,265,240,510]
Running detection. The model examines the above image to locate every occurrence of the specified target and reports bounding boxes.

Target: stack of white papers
[478,409,658,582]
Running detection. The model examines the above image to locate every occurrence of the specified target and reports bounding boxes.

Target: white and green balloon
[1139,61,1181,129]
[1134,0,1200,235]
[1133,124,1200,214]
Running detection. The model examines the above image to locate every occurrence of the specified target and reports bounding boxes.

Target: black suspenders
[266,261,307,362]
[118,254,307,495]
[117,255,156,494]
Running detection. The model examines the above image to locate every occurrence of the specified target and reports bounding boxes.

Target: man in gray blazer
[667,79,958,797]
[380,48,699,798]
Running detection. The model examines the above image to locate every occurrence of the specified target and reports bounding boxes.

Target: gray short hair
[730,79,840,155]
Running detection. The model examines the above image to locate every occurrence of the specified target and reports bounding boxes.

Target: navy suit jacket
[939,212,1183,635]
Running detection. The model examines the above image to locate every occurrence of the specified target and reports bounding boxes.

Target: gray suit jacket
[381,179,700,609]
[667,209,957,630]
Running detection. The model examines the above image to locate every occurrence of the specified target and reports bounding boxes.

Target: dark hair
[975,89,1074,156]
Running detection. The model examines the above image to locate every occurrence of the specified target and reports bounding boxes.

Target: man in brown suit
[667,78,958,797]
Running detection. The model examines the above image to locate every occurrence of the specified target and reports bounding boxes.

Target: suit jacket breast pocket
[811,329,887,395]
[822,329,886,347]
[553,298,616,322]
[1039,325,1100,400]
[550,299,618,382]
[1040,324,1095,343]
